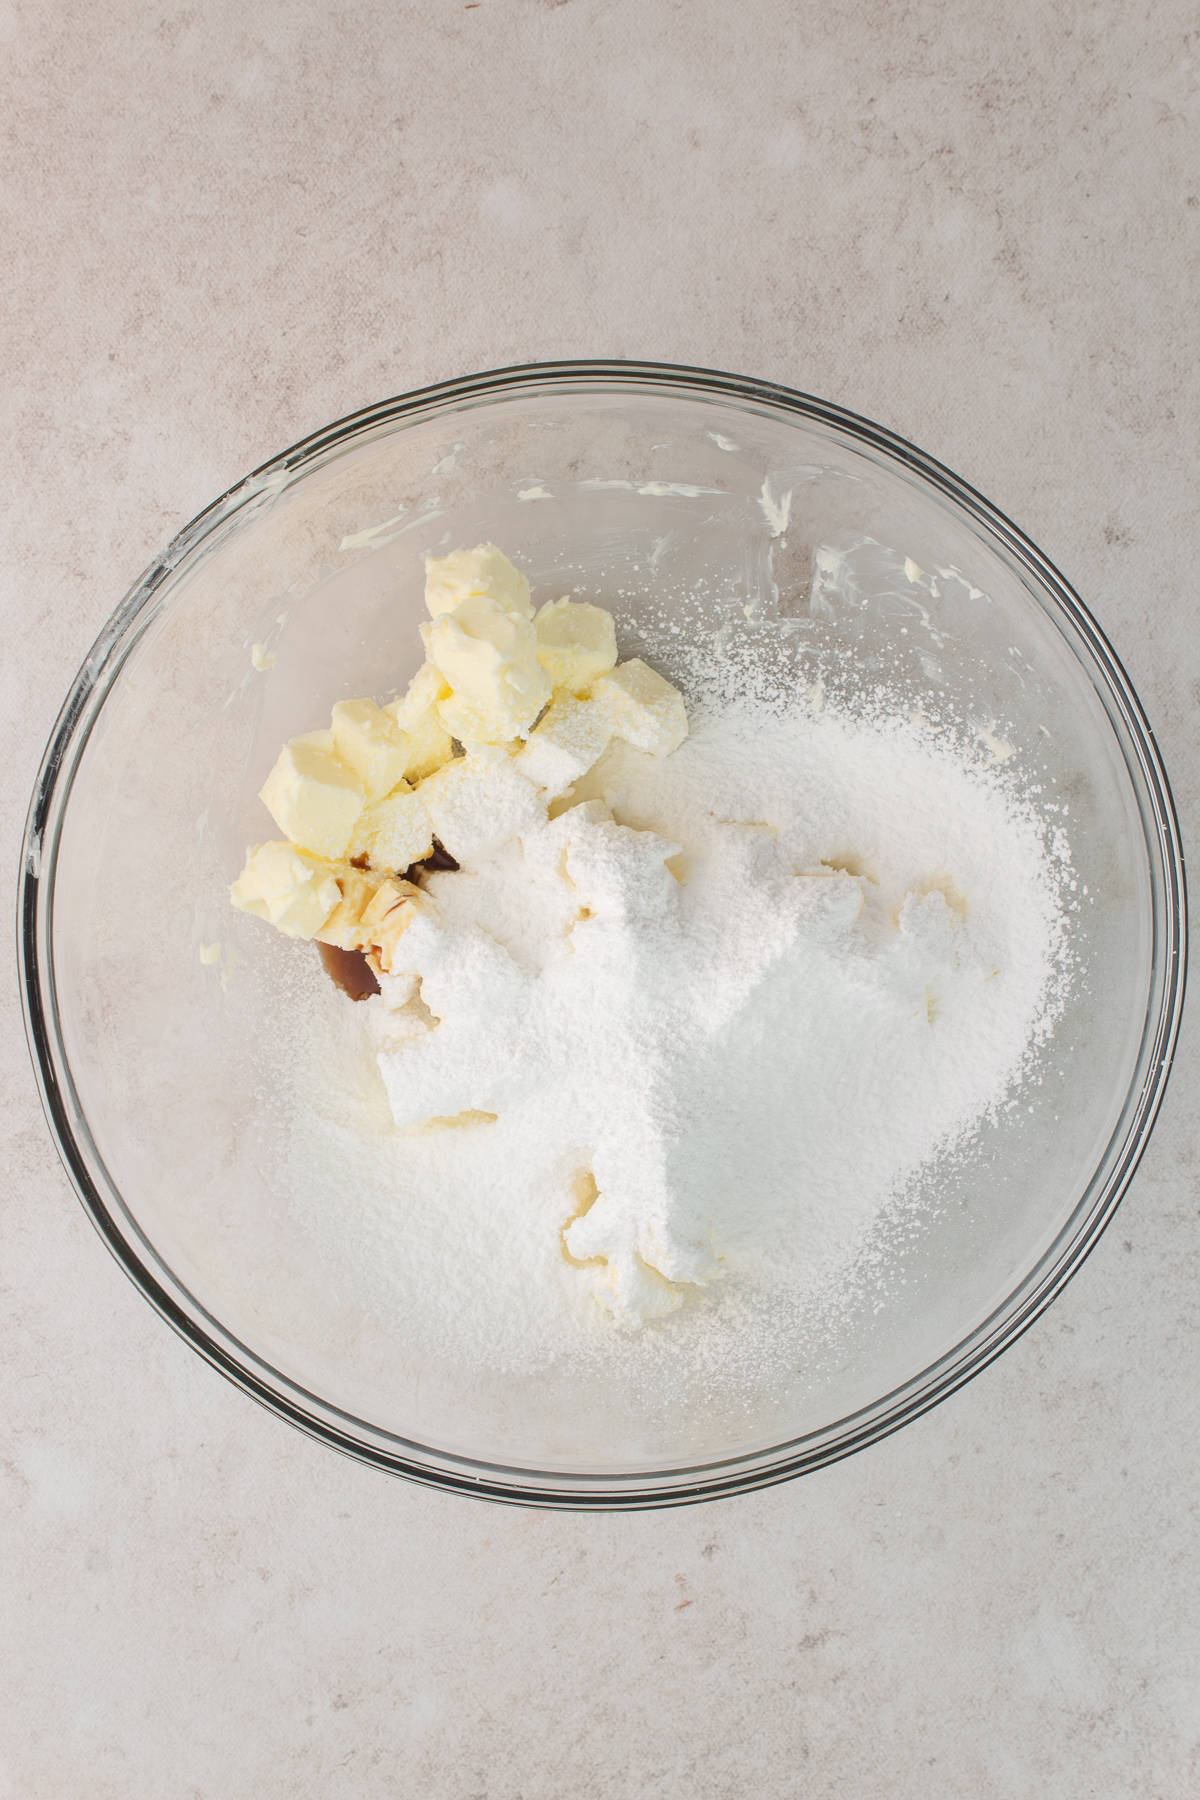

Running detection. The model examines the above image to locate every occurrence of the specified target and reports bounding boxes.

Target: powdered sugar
[283,682,1074,1399]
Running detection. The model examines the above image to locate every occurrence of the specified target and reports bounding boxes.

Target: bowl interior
[35,373,1173,1494]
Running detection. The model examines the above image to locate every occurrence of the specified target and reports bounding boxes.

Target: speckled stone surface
[3,2,1197,1795]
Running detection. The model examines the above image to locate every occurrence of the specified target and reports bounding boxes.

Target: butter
[359,876,424,972]
[313,867,381,950]
[259,730,365,859]
[385,663,455,781]
[421,593,551,745]
[331,698,414,803]
[233,548,697,1029]
[435,688,515,751]
[392,661,448,712]
[592,659,688,757]
[424,544,533,619]
[562,1194,686,1323]
[514,692,615,798]
[418,753,546,865]
[230,841,341,938]
[351,785,435,873]
[533,598,617,692]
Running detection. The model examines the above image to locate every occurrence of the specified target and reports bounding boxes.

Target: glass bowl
[19,361,1186,1508]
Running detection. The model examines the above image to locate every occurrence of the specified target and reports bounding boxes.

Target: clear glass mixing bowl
[19,362,1186,1507]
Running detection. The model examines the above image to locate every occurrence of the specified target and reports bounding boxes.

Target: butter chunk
[436,689,527,754]
[314,867,383,950]
[418,753,546,865]
[392,661,448,715]
[259,730,365,859]
[385,663,455,781]
[563,1193,686,1325]
[230,841,341,939]
[359,876,424,972]
[533,598,617,693]
[376,968,421,1011]
[422,593,551,745]
[591,659,688,757]
[331,698,413,803]
[514,693,616,798]
[351,786,435,873]
[424,544,533,619]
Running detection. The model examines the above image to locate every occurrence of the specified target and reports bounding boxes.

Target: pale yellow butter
[423,544,533,619]
[421,593,551,745]
[331,699,413,803]
[313,867,381,950]
[533,598,617,693]
[351,786,435,873]
[384,663,455,781]
[434,688,510,750]
[359,876,424,972]
[230,841,341,939]
[259,730,365,859]
[315,867,424,969]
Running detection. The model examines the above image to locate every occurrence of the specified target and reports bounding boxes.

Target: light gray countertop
[3,3,1197,1795]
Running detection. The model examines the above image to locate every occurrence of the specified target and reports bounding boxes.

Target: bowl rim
[17,357,1188,1508]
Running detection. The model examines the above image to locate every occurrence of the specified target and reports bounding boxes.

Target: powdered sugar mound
[284,691,1075,1395]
